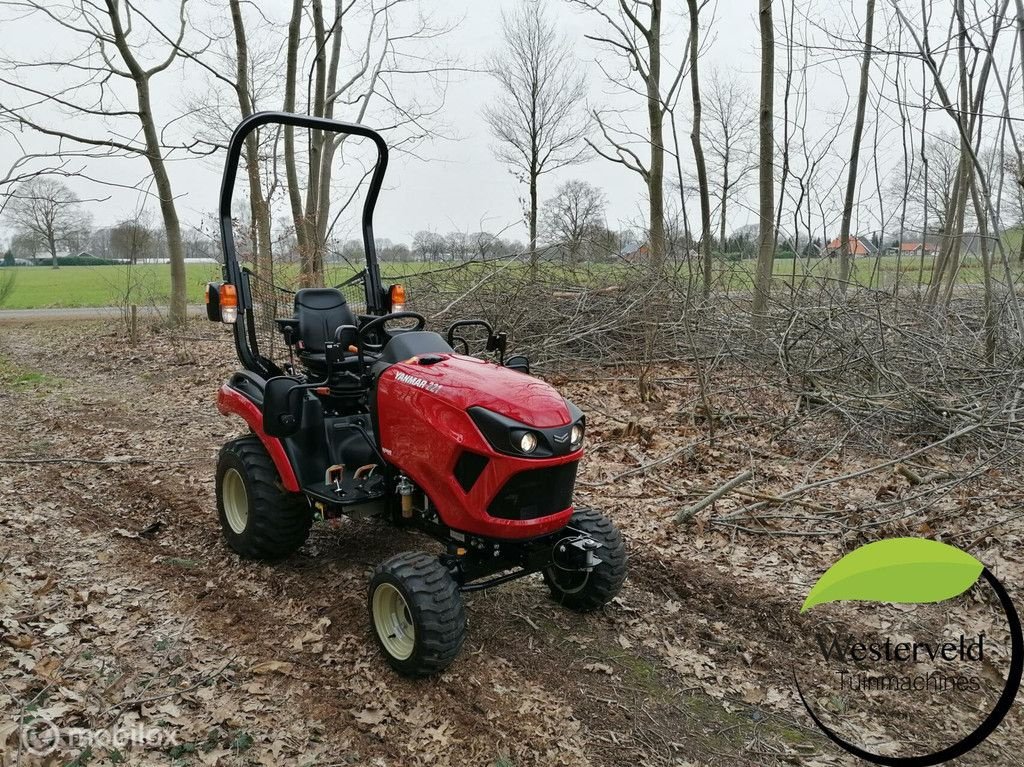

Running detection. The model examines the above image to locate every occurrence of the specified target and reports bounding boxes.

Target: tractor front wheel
[368,552,466,677]
[544,508,627,611]
[216,436,312,560]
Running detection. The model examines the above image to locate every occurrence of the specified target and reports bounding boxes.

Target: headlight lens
[517,431,538,453]
[570,423,584,448]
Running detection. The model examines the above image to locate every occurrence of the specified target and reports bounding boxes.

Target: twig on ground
[674,469,754,523]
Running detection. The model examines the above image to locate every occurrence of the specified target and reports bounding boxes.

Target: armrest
[274,318,300,340]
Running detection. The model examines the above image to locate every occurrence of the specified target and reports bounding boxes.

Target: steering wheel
[358,311,426,352]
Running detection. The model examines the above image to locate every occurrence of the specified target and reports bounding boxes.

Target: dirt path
[2,322,1020,766]
[0,306,207,324]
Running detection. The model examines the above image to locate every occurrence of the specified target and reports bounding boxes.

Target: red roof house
[825,236,872,256]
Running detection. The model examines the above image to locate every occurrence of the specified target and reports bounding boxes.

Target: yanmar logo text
[395,371,442,394]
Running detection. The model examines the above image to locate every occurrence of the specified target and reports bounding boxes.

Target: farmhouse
[891,241,939,257]
[824,236,873,257]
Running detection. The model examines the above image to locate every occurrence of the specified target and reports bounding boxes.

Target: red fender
[216,384,301,493]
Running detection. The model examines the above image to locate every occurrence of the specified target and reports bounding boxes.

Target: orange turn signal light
[220,284,238,324]
[220,283,238,307]
[389,284,406,312]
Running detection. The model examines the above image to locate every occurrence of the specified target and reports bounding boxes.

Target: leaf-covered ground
[1,320,1021,766]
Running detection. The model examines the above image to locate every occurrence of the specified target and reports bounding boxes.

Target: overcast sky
[5,0,992,249]
[0,0,784,246]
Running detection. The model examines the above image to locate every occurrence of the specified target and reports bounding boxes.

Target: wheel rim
[372,583,416,661]
[222,468,249,534]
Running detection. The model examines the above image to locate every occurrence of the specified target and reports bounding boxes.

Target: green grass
[0,264,221,309]
[0,250,1020,310]
[0,355,58,388]
[0,261,443,310]
[708,252,1021,291]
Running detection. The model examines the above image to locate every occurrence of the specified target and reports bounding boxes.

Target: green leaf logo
[801,538,984,613]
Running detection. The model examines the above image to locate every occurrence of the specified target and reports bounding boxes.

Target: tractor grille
[487,462,578,520]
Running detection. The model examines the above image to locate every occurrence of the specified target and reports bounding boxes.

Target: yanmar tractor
[205,112,626,676]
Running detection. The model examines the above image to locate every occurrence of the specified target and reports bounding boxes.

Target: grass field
[0,261,447,310]
[0,263,222,309]
[0,250,1020,310]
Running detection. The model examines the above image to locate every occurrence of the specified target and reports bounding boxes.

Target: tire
[216,436,312,560]
[543,508,627,611]
[368,552,466,677]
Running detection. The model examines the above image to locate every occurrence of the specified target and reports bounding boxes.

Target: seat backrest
[294,288,357,354]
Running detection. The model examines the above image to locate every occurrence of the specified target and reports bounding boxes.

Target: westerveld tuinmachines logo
[793,538,1022,765]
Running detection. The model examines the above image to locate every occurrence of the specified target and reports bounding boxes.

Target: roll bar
[218,111,389,315]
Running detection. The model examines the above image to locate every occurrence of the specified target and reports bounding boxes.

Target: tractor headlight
[516,431,538,454]
[570,423,584,450]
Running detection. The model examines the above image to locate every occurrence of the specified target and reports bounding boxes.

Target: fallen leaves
[249,660,295,676]
[0,322,1021,767]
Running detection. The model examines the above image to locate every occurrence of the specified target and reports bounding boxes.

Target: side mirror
[263,376,303,438]
[504,355,530,375]
[205,282,223,322]
[486,331,508,362]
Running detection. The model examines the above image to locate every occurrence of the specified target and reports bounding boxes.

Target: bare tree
[4,179,91,269]
[898,133,966,233]
[412,231,447,262]
[0,0,193,323]
[837,0,876,292]
[752,0,776,323]
[110,213,155,265]
[228,0,274,286]
[484,0,589,267]
[684,0,713,294]
[704,72,757,254]
[571,0,682,267]
[541,179,607,261]
[239,0,458,287]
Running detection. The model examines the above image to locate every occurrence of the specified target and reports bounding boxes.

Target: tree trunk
[1017,1,1024,107]
[314,0,345,251]
[838,0,875,293]
[646,1,665,267]
[685,0,712,294]
[104,0,186,324]
[752,0,776,324]
[719,147,729,252]
[48,232,58,269]
[927,0,973,306]
[969,168,997,361]
[529,173,539,268]
[304,0,327,284]
[283,0,313,286]
[230,0,274,325]
[146,137,187,324]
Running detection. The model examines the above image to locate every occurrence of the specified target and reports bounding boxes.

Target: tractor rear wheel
[543,508,627,611]
[216,436,312,560]
[368,552,466,677]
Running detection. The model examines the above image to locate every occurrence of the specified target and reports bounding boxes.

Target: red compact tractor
[206,112,626,676]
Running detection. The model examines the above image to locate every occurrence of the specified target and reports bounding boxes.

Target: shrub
[53,255,120,266]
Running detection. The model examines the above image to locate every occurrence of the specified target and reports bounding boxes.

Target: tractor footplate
[304,471,386,506]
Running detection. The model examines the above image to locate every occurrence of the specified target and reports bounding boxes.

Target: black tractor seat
[288,287,359,370]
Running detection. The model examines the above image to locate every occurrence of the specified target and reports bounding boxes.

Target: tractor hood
[382,354,572,428]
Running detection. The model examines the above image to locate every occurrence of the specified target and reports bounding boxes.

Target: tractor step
[304,472,387,506]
